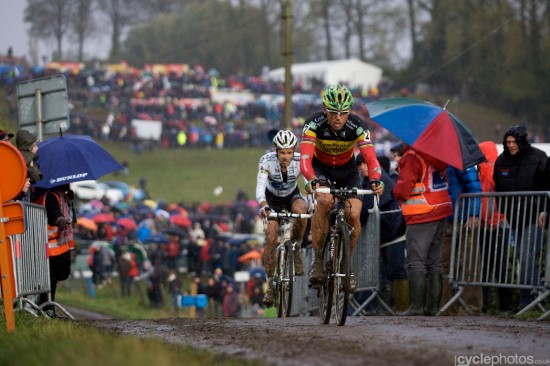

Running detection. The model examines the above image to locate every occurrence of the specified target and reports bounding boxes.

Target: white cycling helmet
[273,130,298,149]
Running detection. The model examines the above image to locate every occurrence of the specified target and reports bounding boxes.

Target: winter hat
[15,129,39,152]
[0,130,14,140]
[503,125,529,152]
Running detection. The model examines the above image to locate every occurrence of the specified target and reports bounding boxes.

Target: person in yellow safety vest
[392,146,452,316]
[215,131,224,149]
[32,184,76,318]
[177,130,187,147]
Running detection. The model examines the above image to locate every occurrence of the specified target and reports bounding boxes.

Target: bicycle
[266,210,311,317]
[311,186,374,326]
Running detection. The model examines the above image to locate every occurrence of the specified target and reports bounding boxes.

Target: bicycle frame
[267,210,311,317]
[313,187,373,326]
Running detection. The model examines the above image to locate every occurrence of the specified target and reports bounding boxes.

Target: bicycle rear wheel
[318,236,333,324]
[277,240,294,317]
[333,221,351,326]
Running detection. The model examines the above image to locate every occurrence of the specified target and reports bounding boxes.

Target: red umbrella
[117,217,137,231]
[92,213,116,223]
[169,215,192,227]
[76,217,98,232]
[367,98,485,170]
[238,249,263,263]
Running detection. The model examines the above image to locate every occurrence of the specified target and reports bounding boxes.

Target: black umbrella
[163,227,187,237]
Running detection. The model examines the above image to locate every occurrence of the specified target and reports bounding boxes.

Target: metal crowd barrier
[7,202,74,319]
[290,208,382,317]
[350,208,391,315]
[441,191,550,320]
[290,247,317,316]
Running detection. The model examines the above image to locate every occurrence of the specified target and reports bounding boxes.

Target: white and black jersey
[256,151,302,204]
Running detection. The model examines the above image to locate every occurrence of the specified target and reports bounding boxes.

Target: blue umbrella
[35,134,123,189]
[144,233,170,245]
[249,266,266,280]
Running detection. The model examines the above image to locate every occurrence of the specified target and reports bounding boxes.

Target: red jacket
[478,141,506,228]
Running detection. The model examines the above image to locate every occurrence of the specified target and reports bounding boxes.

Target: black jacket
[493,139,547,227]
[361,169,406,243]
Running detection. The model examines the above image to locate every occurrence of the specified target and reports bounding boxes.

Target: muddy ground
[77,308,550,366]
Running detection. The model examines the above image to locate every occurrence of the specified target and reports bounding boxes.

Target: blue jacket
[447,166,482,222]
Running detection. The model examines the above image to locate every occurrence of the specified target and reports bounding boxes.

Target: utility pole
[282,0,293,129]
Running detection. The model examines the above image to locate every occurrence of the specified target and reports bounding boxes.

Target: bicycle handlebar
[315,187,374,196]
[268,212,312,219]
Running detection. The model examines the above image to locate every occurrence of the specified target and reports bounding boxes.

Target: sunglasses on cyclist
[326,109,350,116]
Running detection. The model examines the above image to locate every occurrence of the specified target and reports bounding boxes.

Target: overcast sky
[0,1,29,58]
[0,1,108,63]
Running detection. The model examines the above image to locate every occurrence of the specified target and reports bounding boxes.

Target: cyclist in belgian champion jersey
[300,84,384,290]
[256,130,309,307]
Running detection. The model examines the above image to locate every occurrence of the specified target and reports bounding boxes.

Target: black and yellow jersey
[301,111,373,166]
[300,111,381,182]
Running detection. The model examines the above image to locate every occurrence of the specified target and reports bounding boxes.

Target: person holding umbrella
[392,145,452,316]
[14,129,42,201]
[32,184,76,318]
[30,133,123,317]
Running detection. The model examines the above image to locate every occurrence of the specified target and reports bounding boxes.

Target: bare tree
[309,0,336,60]
[71,0,97,61]
[406,0,419,65]
[337,0,355,58]
[24,0,73,60]
[349,0,371,60]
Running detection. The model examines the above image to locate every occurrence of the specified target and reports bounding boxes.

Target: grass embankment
[97,143,265,204]
[93,98,517,206]
[0,311,261,366]
[57,276,187,319]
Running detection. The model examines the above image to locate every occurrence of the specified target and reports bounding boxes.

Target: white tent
[267,58,383,91]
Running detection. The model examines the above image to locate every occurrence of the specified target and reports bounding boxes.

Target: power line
[405,10,518,91]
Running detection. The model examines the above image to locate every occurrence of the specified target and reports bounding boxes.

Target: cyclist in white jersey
[256,130,308,307]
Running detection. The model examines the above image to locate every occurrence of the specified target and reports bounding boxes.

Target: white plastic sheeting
[267,58,383,91]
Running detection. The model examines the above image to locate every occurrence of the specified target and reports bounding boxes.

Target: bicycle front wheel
[333,221,351,326]
[277,241,294,317]
[318,236,333,324]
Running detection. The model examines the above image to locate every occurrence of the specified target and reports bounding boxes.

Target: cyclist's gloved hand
[260,205,271,218]
[369,179,385,195]
[305,178,319,193]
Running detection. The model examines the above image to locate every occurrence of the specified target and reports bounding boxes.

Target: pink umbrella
[246,200,258,209]
[90,199,104,210]
[204,115,217,125]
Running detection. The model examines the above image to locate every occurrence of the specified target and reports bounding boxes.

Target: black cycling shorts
[265,187,305,219]
[312,156,362,190]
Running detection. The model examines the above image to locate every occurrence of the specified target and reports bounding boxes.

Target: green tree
[121,0,290,75]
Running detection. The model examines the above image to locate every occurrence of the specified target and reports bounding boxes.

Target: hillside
[1,90,539,204]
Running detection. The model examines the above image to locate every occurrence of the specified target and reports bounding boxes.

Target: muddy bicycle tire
[277,240,294,317]
[318,235,333,324]
[333,221,351,326]
[274,245,283,314]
